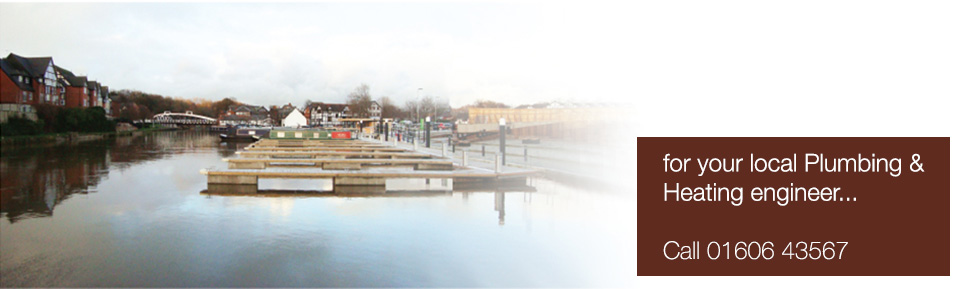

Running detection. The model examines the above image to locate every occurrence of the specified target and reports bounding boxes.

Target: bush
[54,107,115,133]
[2,106,114,136]
[0,116,45,137]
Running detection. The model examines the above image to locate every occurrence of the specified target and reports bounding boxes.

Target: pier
[202,137,538,194]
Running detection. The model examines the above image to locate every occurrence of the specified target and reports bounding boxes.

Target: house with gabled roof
[87,80,102,108]
[219,104,272,126]
[0,53,64,106]
[54,65,93,108]
[1,52,113,122]
[282,108,307,128]
[305,102,351,127]
[0,53,66,121]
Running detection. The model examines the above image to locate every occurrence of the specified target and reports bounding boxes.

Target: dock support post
[425,116,431,148]
[229,162,267,169]
[495,153,502,173]
[208,174,258,185]
[323,163,362,170]
[462,151,468,166]
[441,143,447,157]
[206,184,258,194]
[524,146,528,162]
[334,177,386,186]
[499,118,506,166]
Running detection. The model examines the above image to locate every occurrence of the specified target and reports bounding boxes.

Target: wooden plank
[244,147,405,152]
[202,167,536,179]
[237,151,434,159]
[227,158,453,164]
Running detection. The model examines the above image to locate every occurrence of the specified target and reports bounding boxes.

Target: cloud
[3,2,623,108]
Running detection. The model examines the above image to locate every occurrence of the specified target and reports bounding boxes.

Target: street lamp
[425,116,431,148]
[416,87,423,141]
[416,87,423,122]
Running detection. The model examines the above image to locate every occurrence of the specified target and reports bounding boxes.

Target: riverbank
[0,127,168,148]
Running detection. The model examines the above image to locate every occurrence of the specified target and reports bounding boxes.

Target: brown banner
[636,137,949,276]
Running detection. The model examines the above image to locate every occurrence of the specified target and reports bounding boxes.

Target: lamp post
[416,87,422,142]
[425,116,431,148]
[416,88,422,122]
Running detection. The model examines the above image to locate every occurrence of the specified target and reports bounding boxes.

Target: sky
[0,1,639,108]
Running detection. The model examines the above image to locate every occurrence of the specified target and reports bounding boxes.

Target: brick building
[0,53,110,122]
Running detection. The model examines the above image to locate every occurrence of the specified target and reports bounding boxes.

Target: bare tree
[471,99,510,108]
[418,96,436,119]
[347,83,373,118]
[416,95,451,119]
[433,97,452,118]
[378,96,403,119]
[404,99,418,120]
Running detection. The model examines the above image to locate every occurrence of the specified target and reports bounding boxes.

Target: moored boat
[219,127,272,142]
[268,128,355,140]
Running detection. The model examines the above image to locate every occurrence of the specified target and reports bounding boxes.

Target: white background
[618,0,959,287]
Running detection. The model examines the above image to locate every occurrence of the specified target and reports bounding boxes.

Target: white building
[370,101,381,120]
[307,103,350,127]
[282,109,307,128]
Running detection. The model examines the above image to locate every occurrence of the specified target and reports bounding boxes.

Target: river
[0,130,635,287]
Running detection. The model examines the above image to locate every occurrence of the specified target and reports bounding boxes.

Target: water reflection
[201,189,529,225]
[0,131,220,223]
[1,130,636,287]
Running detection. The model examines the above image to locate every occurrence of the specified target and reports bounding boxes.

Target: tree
[417,95,451,119]
[211,98,239,117]
[471,99,510,108]
[418,96,436,118]
[268,105,283,126]
[378,96,403,119]
[347,84,373,118]
[450,99,508,121]
[404,99,419,120]
[433,97,452,118]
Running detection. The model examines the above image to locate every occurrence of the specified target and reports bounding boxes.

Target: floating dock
[202,138,538,194]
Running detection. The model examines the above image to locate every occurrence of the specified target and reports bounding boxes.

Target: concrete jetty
[203,138,538,194]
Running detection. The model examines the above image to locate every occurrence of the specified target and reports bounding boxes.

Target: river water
[0,131,636,287]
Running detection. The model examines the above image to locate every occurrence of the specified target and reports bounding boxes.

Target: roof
[228,104,268,114]
[220,115,252,121]
[54,65,88,87]
[304,102,325,111]
[0,58,33,90]
[322,103,349,112]
[5,53,51,78]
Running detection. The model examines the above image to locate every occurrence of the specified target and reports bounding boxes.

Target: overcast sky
[0,1,638,108]
[2,1,957,118]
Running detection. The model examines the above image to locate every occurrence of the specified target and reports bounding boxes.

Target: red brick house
[55,66,91,108]
[1,53,111,122]
[1,53,65,121]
